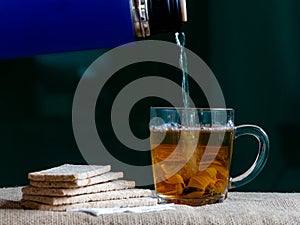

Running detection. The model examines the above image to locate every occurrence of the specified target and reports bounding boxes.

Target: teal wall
[0,0,299,191]
[202,0,300,191]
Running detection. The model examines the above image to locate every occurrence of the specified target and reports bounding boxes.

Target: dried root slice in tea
[205,167,217,179]
[165,174,185,185]
[187,173,214,191]
[187,167,217,190]
[183,167,223,198]
[156,165,229,198]
[157,182,183,196]
[164,174,185,195]
[210,179,228,195]
[184,191,205,199]
[185,166,229,197]
[211,162,229,180]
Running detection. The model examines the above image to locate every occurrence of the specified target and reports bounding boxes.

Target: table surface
[0,187,299,225]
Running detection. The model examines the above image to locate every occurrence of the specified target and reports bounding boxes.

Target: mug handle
[229,125,270,189]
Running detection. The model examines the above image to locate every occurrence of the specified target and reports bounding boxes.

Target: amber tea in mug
[150,108,269,206]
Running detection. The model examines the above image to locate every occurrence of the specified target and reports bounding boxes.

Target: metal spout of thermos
[132,0,187,38]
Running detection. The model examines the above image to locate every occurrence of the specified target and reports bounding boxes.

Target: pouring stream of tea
[175,32,195,127]
[175,32,190,109]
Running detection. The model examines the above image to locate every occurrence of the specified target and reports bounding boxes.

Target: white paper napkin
[69,204,175,216]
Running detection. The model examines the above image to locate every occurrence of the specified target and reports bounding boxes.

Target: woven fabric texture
[0,187,299,225]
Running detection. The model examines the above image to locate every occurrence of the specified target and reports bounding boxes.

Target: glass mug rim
[150,107,235,128]
[150,107,234,111]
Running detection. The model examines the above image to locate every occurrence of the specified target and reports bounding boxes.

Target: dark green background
[0,0,299,191]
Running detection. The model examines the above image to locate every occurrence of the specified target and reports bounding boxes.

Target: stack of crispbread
[20,164,157,211]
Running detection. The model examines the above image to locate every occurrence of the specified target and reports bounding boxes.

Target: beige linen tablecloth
[0,187,299,225]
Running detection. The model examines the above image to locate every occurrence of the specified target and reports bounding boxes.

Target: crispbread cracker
[22,189,153,205]
[22,180,135,196]
[20,197,158,211]
[30,172,123,188]
[28,164,111,181]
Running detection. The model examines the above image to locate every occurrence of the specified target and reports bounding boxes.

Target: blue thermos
[0,0,187,59]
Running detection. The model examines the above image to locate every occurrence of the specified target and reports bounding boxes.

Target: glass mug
[150,107,269,206]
